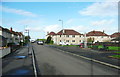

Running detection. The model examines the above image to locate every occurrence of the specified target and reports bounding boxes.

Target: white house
[47,29,113,45]
[110,32,120,42]
[47,29,84,45]
[86,30,111,43]
[0,26,12,46]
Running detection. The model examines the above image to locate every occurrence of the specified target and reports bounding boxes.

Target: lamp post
[25,27,30,55]
[59,19,64,45]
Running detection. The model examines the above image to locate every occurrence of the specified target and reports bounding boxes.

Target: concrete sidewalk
[2,45,34,76]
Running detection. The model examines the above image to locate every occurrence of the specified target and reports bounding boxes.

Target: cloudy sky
[0,0,118,39]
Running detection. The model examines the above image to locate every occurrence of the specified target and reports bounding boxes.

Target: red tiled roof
[111,32,120,38]
[48,32,56,35]
[86,30,108,36]
[10,30,18,35]
[19,32,23,36]
[56,29,82,35]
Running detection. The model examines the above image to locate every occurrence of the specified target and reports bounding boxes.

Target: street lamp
[25,27,30,55]
[59,19,64,45]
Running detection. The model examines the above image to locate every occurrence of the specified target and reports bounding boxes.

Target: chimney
[103,30,104,33]
[10,27,13,32]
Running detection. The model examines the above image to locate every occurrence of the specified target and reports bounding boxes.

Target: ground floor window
[66,40,69,42]
[72,40,75,42]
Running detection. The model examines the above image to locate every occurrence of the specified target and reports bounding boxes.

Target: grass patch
[108,46,120,51]
[98,45,104,49]
[91,45,120,51]
[109,55,120,59]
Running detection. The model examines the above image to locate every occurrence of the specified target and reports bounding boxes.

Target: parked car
[37,41,44,45]
[31,40,35,43]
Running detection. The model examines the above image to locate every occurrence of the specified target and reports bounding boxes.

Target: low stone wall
[0,47,10,58]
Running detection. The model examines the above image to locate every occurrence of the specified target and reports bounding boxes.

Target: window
[72,40,75,42]
[60,35,61,37]
[66,40,69,42]
[80,35,81,37]
[66,35,69,37]
[72,35,75,37]
[79,40,81,42]
[60,40,61,42]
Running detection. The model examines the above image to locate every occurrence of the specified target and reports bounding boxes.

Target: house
[17,32,24,43]
[0,26,12,47]
[47,29,84,45]
[9,27,19,43]
[110,32,120,42]
[47,31,56,42]
[86,30,111,43]
[111,32,120,39]
[0,26,25,47]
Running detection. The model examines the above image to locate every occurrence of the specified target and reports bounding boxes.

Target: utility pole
[84,32,87,48]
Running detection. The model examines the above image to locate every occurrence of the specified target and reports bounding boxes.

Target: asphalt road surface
[32,43,119,75]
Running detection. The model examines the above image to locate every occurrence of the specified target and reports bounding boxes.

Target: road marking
[58,49,120,69]
[31,45,38,77]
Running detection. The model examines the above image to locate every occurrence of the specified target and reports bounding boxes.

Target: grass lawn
[108,46,120,51]
[109,55,120,59]
[91,45,120,51]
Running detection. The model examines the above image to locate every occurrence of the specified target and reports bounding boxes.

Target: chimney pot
[10,27,13,32]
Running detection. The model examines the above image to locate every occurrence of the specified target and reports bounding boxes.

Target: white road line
[58,49,120,69]
[31,46,38,77]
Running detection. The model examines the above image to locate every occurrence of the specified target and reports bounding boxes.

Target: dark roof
[111,32,120,38]
[0,26,12,34]
[48,32,56,35]
[10,31,18,35]
[56,29,83,35]
[86,30,108,36]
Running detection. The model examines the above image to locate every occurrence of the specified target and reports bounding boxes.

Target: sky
[0,1,119,39]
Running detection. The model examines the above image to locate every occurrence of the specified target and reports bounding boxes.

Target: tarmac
[2,45,34,77]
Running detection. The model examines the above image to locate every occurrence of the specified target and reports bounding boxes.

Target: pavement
[32,43,119,75]
[2,45,34,77]
[47,45,120,66]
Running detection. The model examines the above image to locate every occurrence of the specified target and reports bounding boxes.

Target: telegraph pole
[59,19,64,45]
[84,32,87,48]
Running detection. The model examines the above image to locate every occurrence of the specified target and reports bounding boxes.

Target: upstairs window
[66,35,69,37]
[72,35,75,37]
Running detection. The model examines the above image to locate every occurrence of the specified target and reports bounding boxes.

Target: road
[32,43,119,75]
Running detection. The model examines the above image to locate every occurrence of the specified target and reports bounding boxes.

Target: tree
[46,36,52,44]
[24,36,31,43]
[87,37,94,43]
